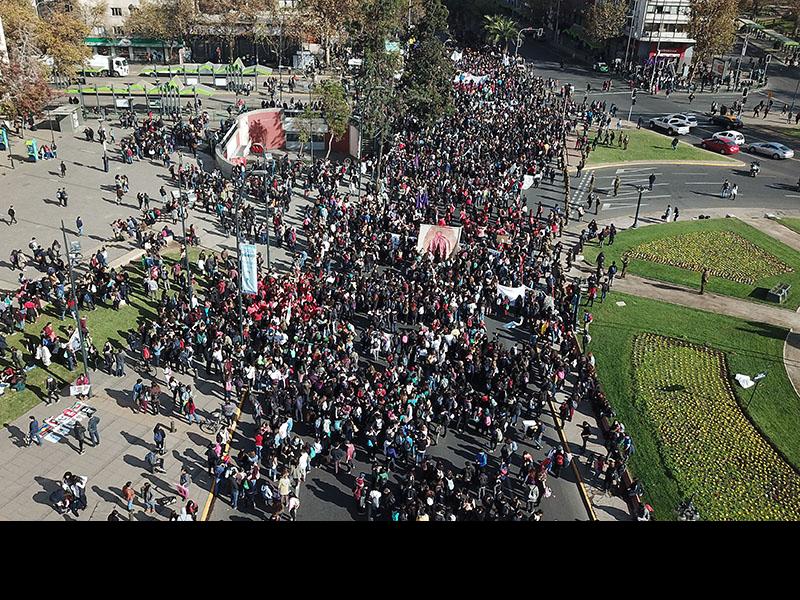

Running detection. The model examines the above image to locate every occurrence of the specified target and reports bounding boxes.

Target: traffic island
[583,218,800,311]
[585,292,800,520]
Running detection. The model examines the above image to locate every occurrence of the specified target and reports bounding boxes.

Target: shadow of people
[4,423,29,448]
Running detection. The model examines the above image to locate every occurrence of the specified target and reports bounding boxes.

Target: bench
[767,283,791,304]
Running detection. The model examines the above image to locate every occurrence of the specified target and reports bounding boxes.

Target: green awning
[738,18,765,31]
[763,28,798,46]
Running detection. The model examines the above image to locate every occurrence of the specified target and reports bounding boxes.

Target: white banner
[453,72,489,85]
[240,243,258,295]
[450,50,463,62]
[522,175,534,190]
[497,285,528,302]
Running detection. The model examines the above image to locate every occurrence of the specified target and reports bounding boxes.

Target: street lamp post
[746,372,768,409]
[61,220,91,390]
[791,78,800,112]
[633,185,646,227]
[515,27,535,58]
[177,152,192,303]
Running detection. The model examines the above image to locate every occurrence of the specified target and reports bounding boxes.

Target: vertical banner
[240,243,258,294]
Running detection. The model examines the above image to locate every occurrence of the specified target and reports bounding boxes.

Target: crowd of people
[3,47,648,521]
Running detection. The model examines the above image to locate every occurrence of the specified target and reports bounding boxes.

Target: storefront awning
[738,18,765,31]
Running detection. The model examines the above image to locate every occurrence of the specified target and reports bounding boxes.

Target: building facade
[625,0,695,69]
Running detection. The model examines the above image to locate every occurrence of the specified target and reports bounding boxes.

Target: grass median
[586,292,800,520]
[583,217,800,310]
[585,127,739,166]
[0,245,204,426]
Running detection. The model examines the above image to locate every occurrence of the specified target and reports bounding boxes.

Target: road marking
[786,194,800,198]
[685,181,724,185]
[614,167,659,174]
[603,202,650,209]
[608,194,671,201]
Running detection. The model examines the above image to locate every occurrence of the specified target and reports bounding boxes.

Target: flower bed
[632,332,800,520]
[624,230,792,285]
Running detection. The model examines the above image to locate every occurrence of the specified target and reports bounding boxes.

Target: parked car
[711,114,744,129]
[741,141,795,159]
[712,130,746,146]
[701,137,740,155]
[649,116,691,135]
[592,61,609,73]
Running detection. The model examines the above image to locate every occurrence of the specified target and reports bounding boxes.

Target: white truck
[81,54,129,77]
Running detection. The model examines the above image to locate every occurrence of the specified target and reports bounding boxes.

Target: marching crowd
[3,47,645,521]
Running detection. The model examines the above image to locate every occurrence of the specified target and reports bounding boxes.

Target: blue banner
[240,243,258,295]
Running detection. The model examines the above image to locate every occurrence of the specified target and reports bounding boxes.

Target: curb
[577,158,742,173]
[544,393,599,521]
[199,387,248,521]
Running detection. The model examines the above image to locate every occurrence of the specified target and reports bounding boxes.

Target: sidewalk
[0,349,223,520]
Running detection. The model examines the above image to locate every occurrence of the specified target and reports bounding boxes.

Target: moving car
[741,142,795,159]
[701,137,740,155]
[712,130,746,146]
[649,116,691,135]
[592,61,609,72]
[711,114,744,129]
[662,113,697,129]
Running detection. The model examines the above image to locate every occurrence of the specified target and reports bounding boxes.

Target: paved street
[1,32,799,522]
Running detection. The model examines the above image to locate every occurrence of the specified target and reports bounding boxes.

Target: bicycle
[200,408,225,434]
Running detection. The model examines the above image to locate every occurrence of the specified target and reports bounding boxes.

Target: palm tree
[483,14,519,54]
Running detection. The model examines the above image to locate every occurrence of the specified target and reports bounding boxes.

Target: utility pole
[735,31,751,88]
[623,0,639,72]
[61,220,91,389]
[633,185,646,227]
[562,87,571,224]
[235,183,245,341]
[515,27,535,58]
[628,88,638,122]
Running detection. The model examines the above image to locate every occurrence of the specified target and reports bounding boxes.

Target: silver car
[742,142,795,159]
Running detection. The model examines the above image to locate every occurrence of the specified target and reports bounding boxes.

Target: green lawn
[0,246,202,427]
[778,217,800,236]
[584,218,800,310]
[587,292,800,520]
[585,128,738,166]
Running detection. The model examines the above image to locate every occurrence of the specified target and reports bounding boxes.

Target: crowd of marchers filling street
[2,48,644,522]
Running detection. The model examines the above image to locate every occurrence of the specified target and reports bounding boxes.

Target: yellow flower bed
[632,333,800,520]
[625,230,792,285]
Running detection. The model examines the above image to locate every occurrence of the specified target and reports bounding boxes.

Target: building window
[111,7,123,16]
[113,26,125,35]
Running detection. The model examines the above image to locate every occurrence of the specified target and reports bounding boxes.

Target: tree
[297,104,315,157]
[483,14,519,53]
[125,0,199,63]
[0,0,93,121]
[198,0,274,61]
[585,0,628,56]
[399,0,453,126]
[318,79,351,158]
[689,0,738,75]
[293,0,359,66]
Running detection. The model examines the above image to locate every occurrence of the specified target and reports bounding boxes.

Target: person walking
[700,267,710,295]
[7,205,17,226]
[75,216,83,237]
[580,422,592,452]
[648,172,656,191]
[176,467,192,500]
[73,419,86,454]
[153,423,166,455]
[114,349,126,377]
[613,175,620,197]
[721,179,730,198]
[122,481,136,514]
[141,482,156,515]
[730,183,738,201]
[60,161,67,178]
[87,413,100,446]
[28,415,42,446]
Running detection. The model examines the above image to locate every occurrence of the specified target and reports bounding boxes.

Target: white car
[664,113,698,128]
[713,130,746,146]
[742,142,795,159]
[649,116,691,135]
